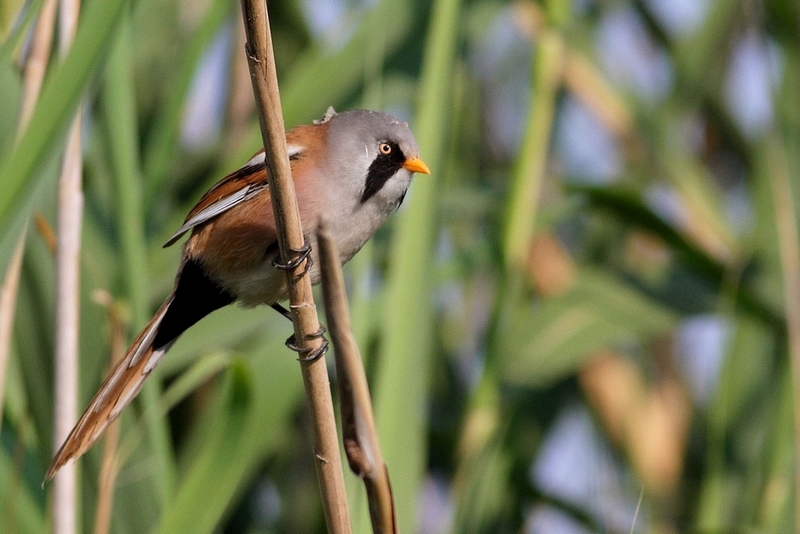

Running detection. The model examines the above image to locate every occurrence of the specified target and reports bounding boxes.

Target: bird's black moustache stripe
[360,141,406,204]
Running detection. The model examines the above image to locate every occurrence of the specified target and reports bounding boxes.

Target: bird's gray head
[324,109,428,207]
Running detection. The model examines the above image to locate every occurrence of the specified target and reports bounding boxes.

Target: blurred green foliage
[1,0,799,532]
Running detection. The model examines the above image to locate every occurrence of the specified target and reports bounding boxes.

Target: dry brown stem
[52,0,84,530]
[238,1,351,531]
[52,111,83,534]
[318,222,396,534]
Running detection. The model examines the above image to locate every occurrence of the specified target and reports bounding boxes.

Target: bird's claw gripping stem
[272,237,312,278]
[285,324,328,362]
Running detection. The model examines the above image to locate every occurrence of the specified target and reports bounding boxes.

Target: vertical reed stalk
[104,16,176,505]
[19,0,57,131]
[764,136,800,531]
[318,223,396,534]
[374,0,460,528]
[453,23,565,531]
[0,238,25,436]
[238,1,351,531]
[52,111,83,534]
[52,0,84,531]
[502,29,564,271]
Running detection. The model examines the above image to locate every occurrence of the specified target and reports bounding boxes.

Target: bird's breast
[322,198,396,263]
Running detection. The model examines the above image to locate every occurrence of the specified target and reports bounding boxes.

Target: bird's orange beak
[403,156,431,175]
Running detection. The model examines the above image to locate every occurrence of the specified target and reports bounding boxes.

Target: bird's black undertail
[152,258,235,348]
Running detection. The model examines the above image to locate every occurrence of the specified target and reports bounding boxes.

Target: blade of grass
[156,344,301,533]
[0,0,57,443]
[373,0,460,529]
[104,19,147,329]
[155,361,253,534]
[103,15,176,506]
[454,22,565,529]
[497,268,677,386]
[141,0,232,204]
[502,29,564,272]
[0,0,130,277]
[761,133,800,530]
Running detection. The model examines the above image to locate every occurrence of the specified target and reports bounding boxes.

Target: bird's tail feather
[45,295,175,481]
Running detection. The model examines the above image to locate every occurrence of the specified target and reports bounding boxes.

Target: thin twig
[318,222,396,534]
[629,485,644,534]
[238,1,351,531]
[52,0,84,529]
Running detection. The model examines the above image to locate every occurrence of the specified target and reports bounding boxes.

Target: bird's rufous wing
[163,153,271,247]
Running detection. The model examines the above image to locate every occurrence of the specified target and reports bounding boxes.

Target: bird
[45,108,430,481]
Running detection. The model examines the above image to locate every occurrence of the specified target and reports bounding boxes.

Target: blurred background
[1,0,798,532]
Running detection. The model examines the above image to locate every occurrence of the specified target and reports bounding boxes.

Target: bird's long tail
[45,295,176,481]
[46,257,236,481]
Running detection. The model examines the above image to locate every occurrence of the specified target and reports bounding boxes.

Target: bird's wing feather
[163,140,309,248]
[163,155,271,248]
[163,180,268,247]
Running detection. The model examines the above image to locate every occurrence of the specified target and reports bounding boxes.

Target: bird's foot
[271,237,312,278]
[285,324,328,362]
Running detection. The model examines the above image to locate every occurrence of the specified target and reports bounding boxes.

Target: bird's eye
[379,143,392,155]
